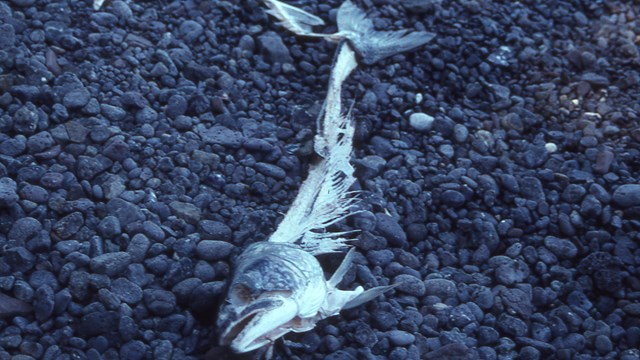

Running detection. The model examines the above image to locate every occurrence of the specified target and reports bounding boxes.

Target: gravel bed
[1,0,640,359]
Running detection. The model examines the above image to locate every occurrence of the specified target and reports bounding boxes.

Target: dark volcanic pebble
[613,184,640,207]
[90,252,132,276]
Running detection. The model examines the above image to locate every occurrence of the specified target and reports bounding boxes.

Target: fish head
[217,243,325,353]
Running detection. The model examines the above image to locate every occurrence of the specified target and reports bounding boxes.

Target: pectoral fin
[342,283,400,310]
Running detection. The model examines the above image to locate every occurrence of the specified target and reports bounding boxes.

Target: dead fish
[217,1,434,356]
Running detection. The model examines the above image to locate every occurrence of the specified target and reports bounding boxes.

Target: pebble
[386,330,415,346]
[440,189,465,207]
[543,236,578,259]
[33,285,55,322]
[498,314,528,337]
[8,217,41,245]
[90,252,132,276]
[0,24,15,49]
[393,274,426,296]
[78,311,120,337]
[257,31,292,63]
[424,279,457,299]
[196,240,234,261]
[594,334,613,354]
[255,162,286,179]
[178,20,203,43]
[169,201,201,224]
[613,184,640,208]
[62,88,91,109]
[408,112,434,131]
[111,278,143,305]
[375,213,408,247]
[0,177,18,207]
[143,289,176,315]
[120,340,146,360]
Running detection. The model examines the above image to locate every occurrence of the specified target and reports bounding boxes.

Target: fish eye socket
[230,284,253,304]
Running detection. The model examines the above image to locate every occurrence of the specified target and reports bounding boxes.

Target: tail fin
[337,0,435,64]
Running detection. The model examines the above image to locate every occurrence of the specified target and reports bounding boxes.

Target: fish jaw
[219,294,299,353]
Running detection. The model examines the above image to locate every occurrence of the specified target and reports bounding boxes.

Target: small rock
[543,236,578,259]
[77,311,119,337]
[52,212,83,239]
[441,190,465,207]
[594,334,612,354]
[144,289,176,315]
[255,162,286,180]
[408,112,434,131]
[375,213,407,247]
[8,217,41,244]
[196,240,234,261]
[111,278,143,305]
[13,103,39,134]
[33,285,55,322]
[386,330,415,346]
[165,95,188,119]
[90,252,132,276]
[199,220,232,240]
[0,177,18,207]
[257,31,292,63]
[103,138,129,161]
[0,23,15,49]
[424,278,457,299]
[169,201,201,224]
[101,104,126,121]
[62,88,91,109]
[120,340,146,360]
[26,131,55,153]
[178,20,203,43]
[198,125,244,148]
[498,314,528,337]
[97,216,121,238]
[613,184,640,208]
[453,124,469,143]
[393,274,426,296]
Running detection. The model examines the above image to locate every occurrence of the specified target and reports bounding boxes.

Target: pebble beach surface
[1,0,640,359]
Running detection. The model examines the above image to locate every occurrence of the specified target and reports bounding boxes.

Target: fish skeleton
[217,0,434,356]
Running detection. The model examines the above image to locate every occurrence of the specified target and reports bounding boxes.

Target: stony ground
[1,0,640,359]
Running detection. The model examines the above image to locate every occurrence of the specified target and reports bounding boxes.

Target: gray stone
[393,274,426,296]
[169,201,201,224]
[143,289,176,315]
[408,112,434,131]
[424,278,457,299]
[375,213,407,247]
[111,278,143,305]
[90,252,132,276]
[257,31,292,63]
[52,212,83,239]
[62,88,90,109]
[196,240,234,261]
[613,184,640,208]
[0,177,18,207]
[386,330,415,346]
[544,236,578,259]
